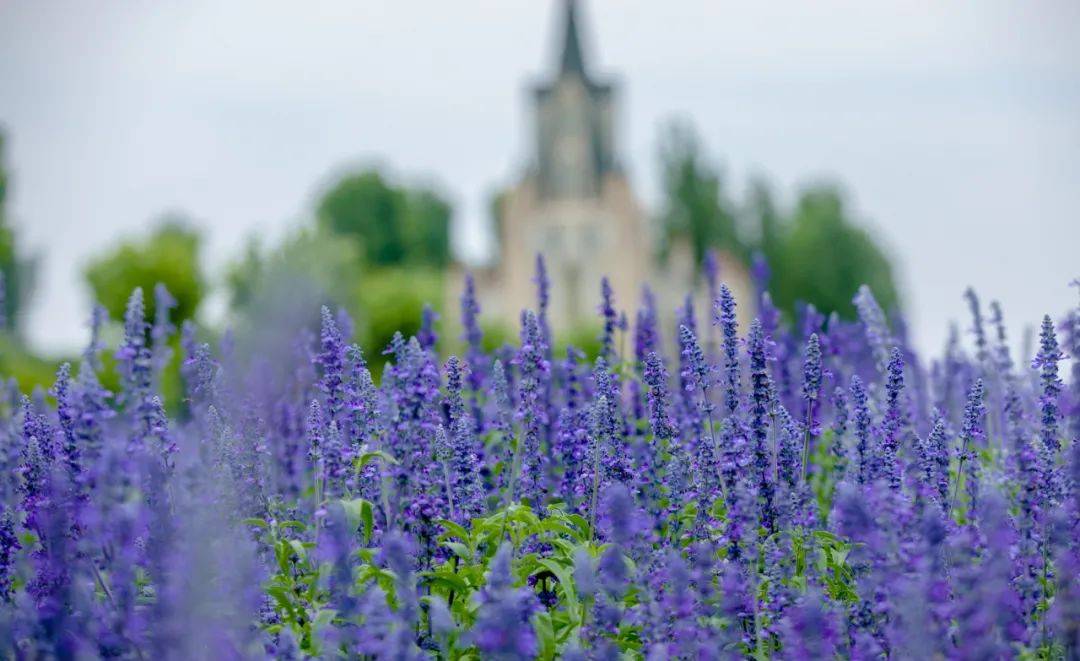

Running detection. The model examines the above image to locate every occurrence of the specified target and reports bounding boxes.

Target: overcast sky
[1,0,1078,357]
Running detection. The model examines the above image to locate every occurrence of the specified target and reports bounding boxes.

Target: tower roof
[558,0,588,79]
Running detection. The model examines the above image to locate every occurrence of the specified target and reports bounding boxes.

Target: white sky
[1,0,1078,357]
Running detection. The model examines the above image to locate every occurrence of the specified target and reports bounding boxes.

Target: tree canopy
[0,130,37,335]
[767,185,901,319]
[657,118,901,321]
[657,120,744,266]
[84,217,205,324]
[316,169,451,268]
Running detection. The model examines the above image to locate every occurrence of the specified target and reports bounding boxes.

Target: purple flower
[306,398,324,467]
[800,333,823,477]
[751,251,770,297]
[1033,314,1064,455]
[316,306,347,420]
[714,283,740,416]
[801,333,823,404]
[678,324,712,414]
[151,283,177,378]
[50,363,81,487]
[590,360,631,489]
[461,273,486,394]
[634,286,660,365]
[850,375,871,485]
[917,414,950,510]
[703,248,720,302]
[748,319,777,533]
[345,344,380,454]
[957,379,985,510]
[116,288,154,439]
[598,277,618,363]
[853,284,893,374]
[417,304,439,352]
[488,359,514,475]
[963,287,989,365]
[0,505,18,602]
[642,352,676,441]
[877,347,905,489]
[988,300,1015,375]
[598,482,642,547]
[442,357,483,519]
[534,254,551,347]
[779,589,840,659]
[472,544,538,660]
[513,311,550,502]
[954,493,1025,655]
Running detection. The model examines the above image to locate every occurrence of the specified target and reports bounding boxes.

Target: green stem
[953,436,969,514]
[313,457,324,547]
[499,432,524,545]
[702,387,726,502]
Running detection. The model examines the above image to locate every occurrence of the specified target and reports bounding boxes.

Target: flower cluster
[0,259,1077,659]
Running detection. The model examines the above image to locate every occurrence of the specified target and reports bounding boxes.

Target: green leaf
[241,517,270,530]
[421,571,470,594]
[313,608,337,630]
[338,497,376,543]
[354,450,399,471]
[288,539,308,561]
[438,519,470,543]
[534,611,557,661]
[445,542,473,563]
[361,500,374,545]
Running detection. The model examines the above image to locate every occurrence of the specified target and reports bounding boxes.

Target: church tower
[534,0,616,200]
[492,0,651,332]
[452,0,755,340]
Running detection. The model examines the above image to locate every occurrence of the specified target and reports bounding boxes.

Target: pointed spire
[559,0,588,78]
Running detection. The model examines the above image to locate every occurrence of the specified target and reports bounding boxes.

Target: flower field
[1,261,1077,659]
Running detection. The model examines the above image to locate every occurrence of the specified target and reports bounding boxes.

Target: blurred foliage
[0,129,38,336]
[0,128,52,394]
[84,217,205,324]
[0,333,61,394]
[355,266,443,360]
[225,227,445,375]
[554,324,603,363]
[657,119,745,266]
[225,228,363,368]
[657,118,900,321]
[316,169,451,268]
[479,321,512,355]
[766,185,901,320]
[89,336,185,416]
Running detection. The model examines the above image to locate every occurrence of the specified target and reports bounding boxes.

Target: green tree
[400,188,452,268]
[747,176,783,268]
[225,226,444,374]
[657,119,742,267]
[770,185,900,320]
[0,129,38,335]
[84,217,205,324]
[315,168,451,268]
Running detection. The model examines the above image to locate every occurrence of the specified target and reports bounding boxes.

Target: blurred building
[452,0,752,339]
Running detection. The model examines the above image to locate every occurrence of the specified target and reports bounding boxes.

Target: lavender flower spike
[642,351,676,441]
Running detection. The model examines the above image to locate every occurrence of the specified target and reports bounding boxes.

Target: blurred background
[0,0,1077,395]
